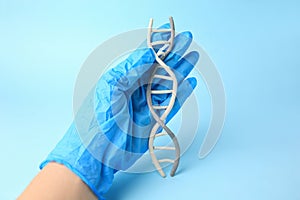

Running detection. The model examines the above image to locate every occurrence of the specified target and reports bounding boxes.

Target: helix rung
[152,29,172,33]
[153,74,173,80]
[151,40,170,46]
[158,159,174,163]
[156,65,165,69]
[152,105,168,110]
[151,90,173,94]
[155,132,168,137]
[154,146,176,150]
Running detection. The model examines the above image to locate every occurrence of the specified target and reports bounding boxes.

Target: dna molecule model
[146,17,181,178]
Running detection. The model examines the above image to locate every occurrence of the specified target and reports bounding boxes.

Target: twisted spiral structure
[146,17,180,177]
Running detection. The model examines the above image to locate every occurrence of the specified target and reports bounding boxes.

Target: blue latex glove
[40,24,199,199]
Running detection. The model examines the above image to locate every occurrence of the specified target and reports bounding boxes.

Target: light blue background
[1,0,299,199]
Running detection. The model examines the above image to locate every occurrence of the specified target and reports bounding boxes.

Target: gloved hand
[40,23,199,200]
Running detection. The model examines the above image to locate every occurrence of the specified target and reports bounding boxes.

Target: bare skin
[18,162,97,200]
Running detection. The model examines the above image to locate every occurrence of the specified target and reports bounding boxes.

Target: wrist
[19,162,97,200]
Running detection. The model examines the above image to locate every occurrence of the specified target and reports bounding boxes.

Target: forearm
[18,162,97,200]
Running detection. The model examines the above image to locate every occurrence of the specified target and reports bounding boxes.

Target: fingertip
[189,51,200,61]
[180,31,193,40]
[183,51,200,67]
[164,31,193,64]
[186,77,197,89]
[171,51,199,84]
[175,31,193,45]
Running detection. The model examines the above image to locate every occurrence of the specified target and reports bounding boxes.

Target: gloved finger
[150,50,199,100]
[164,31,193,67]
[150,31,194,88]
[165,77,197,123]
[173,51,199,85]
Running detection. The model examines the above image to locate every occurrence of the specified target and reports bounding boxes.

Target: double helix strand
[146,17,180,177]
